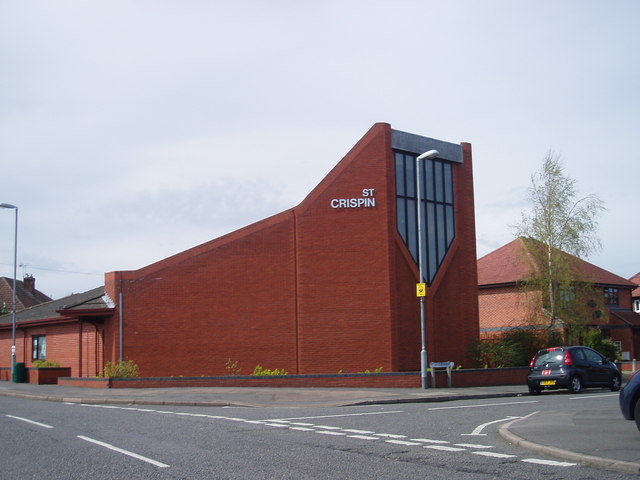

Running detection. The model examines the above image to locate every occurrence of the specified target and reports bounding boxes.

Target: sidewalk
[2,381,639,475]
[0,381,526,408]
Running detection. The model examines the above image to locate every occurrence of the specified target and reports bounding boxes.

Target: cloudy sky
[1,1,638,299]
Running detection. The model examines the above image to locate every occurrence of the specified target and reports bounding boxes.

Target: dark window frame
[32,335,46,361]
[603,287,619,306]
[394,150,455,285]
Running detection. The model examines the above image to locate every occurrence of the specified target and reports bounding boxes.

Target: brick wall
[94,123,481,377]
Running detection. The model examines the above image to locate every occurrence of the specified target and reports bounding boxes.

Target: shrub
[251,365,288,376]
[583,328,621,361]
[469,329,548,368]
[358,367,384,374]
[32,359,60,368]
[225,358,242,375]
[99,360,140,378]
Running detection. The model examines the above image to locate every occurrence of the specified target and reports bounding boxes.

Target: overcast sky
[1,1,638,299]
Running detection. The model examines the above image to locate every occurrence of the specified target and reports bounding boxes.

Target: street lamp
[415,150,439,389]
[0,203,18,382]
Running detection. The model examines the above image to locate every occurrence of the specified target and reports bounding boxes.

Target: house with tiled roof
[630,272,640,314]
[478,238,640,360]
[0,287,114,378]
[0,275,52,313]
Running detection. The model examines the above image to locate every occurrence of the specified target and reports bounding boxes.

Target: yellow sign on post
[416,283,426,297]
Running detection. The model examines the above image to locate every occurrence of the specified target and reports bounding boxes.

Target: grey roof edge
[0,286,106,324]
[391,129,463,163]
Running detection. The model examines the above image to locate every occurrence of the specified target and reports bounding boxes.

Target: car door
[582,347,609,385]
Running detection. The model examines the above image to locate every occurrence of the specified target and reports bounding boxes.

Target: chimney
[23,275,35,294]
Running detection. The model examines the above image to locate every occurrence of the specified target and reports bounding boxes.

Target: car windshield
[534,350,564,367]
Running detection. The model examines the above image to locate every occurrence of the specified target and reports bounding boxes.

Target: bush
[99,360,140,378]
[583,328,621,361]
[32,359,60,368]
[251,365,288,376]
[225,358,242,375]
[470,329,548,368]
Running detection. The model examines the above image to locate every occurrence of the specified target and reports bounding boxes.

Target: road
[1,390,638,479]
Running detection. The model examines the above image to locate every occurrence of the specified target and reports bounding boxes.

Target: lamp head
[0,203,17,209]
[417,150,439,161]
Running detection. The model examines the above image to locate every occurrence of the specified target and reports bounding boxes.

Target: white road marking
[77,435,169,468]
[455,443,493,449]
[65,402,580,470]
[265,411,403,421]
[411,438,450,444]
[570,393,618,400]
[386,440,423,446]
[473,451,517,459]
[424,445,467,452]
[462,416,521,436]
[522,458,576,467]
[348,435,379,440]
[6,414,54,429]
[429,401,537,411]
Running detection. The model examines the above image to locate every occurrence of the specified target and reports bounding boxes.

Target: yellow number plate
[540,380,556,386]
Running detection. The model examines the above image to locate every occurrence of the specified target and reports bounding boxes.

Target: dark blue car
[619,370,640,430]
[527,346,621,394]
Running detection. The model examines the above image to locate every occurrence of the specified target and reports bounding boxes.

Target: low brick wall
[57,367,529,389]
[0,368,9,381]
[27,367,72,385]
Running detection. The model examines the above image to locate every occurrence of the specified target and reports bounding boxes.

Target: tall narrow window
[32,335,46,361]
[394,151,455,284]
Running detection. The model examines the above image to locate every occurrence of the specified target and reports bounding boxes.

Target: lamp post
[415,150,439,389]
[0,203,18,382]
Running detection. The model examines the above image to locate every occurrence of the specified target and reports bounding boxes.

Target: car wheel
[528,385,541,395]
[610,374,621,392]
[634,399,640,432]
[568,375,582,394]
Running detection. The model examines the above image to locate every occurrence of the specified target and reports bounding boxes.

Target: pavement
[1,381,639,475]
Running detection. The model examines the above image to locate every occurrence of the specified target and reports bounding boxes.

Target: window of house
[394,151,455,285]
[634,299,640,313]
[32,335,46,361]
[603,288,619,306]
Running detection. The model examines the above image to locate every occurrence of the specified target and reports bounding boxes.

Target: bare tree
[515,151,606,337]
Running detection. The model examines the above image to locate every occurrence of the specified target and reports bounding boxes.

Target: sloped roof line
[0,286,107,325]
[478,238,636,288]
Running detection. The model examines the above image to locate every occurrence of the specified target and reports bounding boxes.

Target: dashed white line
[455,443,494,449]
[78,435,169,468]
[473,451,517,459]
[6,414,54,429]
[348,435,379,440]
[522,458,576,467]
[386,440,423,446]
[424,445,467,452]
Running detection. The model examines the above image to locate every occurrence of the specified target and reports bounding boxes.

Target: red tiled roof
[0,276,52,311]
[612,310,640,327]
[630,272,640,298]
[478,238,637,288]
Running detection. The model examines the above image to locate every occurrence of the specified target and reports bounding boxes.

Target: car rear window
[534,350,564,367]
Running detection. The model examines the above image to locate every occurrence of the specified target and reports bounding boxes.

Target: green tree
[515,151,605,340]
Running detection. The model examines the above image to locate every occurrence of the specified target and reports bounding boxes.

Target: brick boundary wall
[55,368,530,389]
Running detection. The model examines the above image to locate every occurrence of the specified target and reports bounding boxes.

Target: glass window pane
[427,203,437,282]
[396,198,406,242]
[395,153,405,196]
[407,199,417,261]
[444,163,453,204]
[435,161,444,202]
[425,159,435,201]
[406,155,415,197]
[437,204,446,263]
[446,205,455,246]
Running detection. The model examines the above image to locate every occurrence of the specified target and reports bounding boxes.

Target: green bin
[12,362,25,383]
